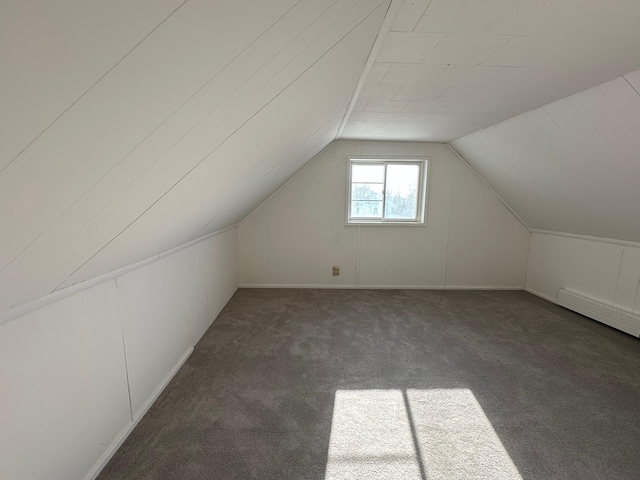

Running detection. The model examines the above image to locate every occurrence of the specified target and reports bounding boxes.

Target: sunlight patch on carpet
[325,389,522,480]
[324,390,422,479]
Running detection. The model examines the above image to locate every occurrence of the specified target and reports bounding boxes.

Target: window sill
[345,221,426,227]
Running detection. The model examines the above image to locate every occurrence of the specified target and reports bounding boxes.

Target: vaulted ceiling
[451,70,640,243]
[0,0,390,310]
[342,0,640,141]
[2,0,640,311]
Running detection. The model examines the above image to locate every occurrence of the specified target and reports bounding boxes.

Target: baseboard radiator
[557,289,640,337]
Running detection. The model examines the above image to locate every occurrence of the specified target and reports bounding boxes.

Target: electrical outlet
[332,266,340,276]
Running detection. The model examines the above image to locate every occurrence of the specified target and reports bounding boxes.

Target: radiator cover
[557,288,640,337]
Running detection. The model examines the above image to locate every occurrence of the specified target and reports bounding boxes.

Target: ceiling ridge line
[335,0,405,139]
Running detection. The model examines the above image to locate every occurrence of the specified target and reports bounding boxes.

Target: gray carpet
[98,289,640,480]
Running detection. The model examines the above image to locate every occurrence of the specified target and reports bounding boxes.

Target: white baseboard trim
[239,284,523,290]
[84,346,194,480]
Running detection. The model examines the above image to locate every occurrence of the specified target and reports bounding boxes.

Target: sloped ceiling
[0,0,390,310]
[340,0,640,142]
[451,70,640,243]
[4,0,640,312]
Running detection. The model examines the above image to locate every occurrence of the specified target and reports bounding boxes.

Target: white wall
[526,232,640,314]
[0,228,237,480]
[238,140,529,288]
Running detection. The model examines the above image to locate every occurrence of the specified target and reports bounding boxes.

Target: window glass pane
[351,183,383,201]
[384,164,419,219]
[351,200,383,218]
[352,164,384,183]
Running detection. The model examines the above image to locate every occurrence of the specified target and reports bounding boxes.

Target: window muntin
[347,157,428,225]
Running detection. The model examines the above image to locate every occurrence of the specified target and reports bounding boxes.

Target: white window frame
[346,156,429,226]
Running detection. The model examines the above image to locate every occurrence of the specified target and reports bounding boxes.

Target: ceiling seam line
[205,77,360,233]
[234,98,356,229]
[613,248,625,307]
[622,75,640,97]
[410,0,433,33]
[0,0,191,176]
[194,69,362,235]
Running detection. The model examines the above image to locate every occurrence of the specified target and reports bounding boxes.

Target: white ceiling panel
[393,85,448,102]
[602,74,640,130]
[423,34,511,66]
[482,35,640,69]
[364,101,409,113]
[0,0,389,310]
[413,0,637,38]
[359,83,403,101]
[553,1,640,39]
[0,0,304,286]
[61,55,369,287]
[352,98,369,111]
[381,63,446,85]
[342,0,640,141]
[377,32,444,63]
[391,0,432,33]
[413,0,506,34]
[484,0,592,36]
[451,71,640,242]
[0,0,185,171]
[430,65,502,87]
[366,62,392,83]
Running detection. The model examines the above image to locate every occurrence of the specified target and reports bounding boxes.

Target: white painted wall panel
[238,205,271,286]
[0,281,130,480]
[116,243,210,418]
[0,230,238,480]
[238,140,529,288]
[358,225,448,286]
[446,158,529,288]
[204,229,239,321]
[358,142,451,286]
[526,233,624,305]
[265,141,359,286]
[614,247,640,313]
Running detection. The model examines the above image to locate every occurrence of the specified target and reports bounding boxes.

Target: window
[346,157,428,225]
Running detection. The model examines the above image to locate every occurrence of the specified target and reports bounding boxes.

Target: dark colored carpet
[98,289,640,480]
